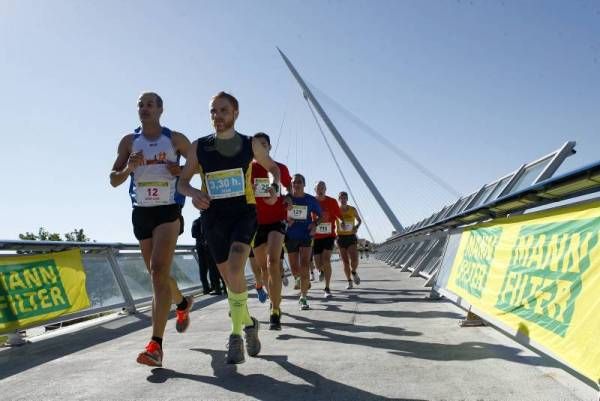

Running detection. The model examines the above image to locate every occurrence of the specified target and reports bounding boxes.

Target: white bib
[206,168,245,199]
[288,205,308,220]
[135,181,172,206]
[316,222,332,235]
[253,178,271,198]
[341,221,354,232]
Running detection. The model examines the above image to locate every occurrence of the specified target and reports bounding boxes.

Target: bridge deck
[0,260,595,401]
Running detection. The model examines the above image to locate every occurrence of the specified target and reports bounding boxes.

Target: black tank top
[196,132,255,211]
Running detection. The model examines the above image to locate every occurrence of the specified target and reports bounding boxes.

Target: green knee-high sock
[227,290,253,335]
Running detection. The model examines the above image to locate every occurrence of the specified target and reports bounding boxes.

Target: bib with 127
[136,181,171,206]
[288,205,308,220]
[206,168,245,199]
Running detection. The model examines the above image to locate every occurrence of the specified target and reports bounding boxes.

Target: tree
[19,227,62,242]
[17,227,92,253]
[64,228,90,242]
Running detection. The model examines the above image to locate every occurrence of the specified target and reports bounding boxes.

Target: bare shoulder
[118,133,135,150]
[170,130,189,141]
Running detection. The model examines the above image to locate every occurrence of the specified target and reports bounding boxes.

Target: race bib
[288,205,308,220]
[316,222,332,234]
[136,181,171,206]
[206,168,245,199]
[253,178,271,198]
[341,220,354,232]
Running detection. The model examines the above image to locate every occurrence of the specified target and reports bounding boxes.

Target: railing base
[459,310,485,327]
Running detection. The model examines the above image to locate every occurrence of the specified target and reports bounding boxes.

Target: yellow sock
[227,290,253,335]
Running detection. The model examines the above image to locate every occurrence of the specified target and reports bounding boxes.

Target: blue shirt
[286,194,322,240]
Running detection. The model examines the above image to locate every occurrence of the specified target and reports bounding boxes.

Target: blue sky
[1,0,599,244]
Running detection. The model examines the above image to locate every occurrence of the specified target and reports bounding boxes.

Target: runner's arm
[167,131,192,176]
[110,134,138,187]
[177,140,211,209]
[252,137,280,186]
[353,208,362,234]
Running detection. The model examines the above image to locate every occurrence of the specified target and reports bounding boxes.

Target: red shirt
[314,196,341,239]
[251,161,292,225]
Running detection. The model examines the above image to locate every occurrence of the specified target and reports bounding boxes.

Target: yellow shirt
[337,205,358,235]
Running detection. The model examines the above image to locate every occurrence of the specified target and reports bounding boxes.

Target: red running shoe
[136,340,163,367]
[175,295,193,333]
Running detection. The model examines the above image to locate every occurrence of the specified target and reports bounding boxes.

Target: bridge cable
[304,96,376,243]
[308,83,462,198]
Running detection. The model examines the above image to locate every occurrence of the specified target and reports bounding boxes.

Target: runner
[109,92,193,367]
[336,191,362,289]
[248,248,268,303]
[177,91,281,364]
[285,174,321,310]
[313,181,341,298]
[250,132,292,330]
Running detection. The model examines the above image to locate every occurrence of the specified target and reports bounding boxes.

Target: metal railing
[375,143,600,285]
[0,241,205,336]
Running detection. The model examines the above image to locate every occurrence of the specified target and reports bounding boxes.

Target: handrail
[385,158,600,242]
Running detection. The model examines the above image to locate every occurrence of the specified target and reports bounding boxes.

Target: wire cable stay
[309,83,462,199]
[304,96,376,243]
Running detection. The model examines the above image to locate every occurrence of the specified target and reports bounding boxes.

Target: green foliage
[17,227,91,254]
[64,228,90,243]
[18,227,91,242]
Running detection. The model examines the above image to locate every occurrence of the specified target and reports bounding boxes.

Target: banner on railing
[445,200,600,382]
[0,249,90,333]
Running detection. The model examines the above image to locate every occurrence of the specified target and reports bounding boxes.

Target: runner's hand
[309,223,316,237]
[126,151,144,171]
[264,186,278,205]
[166,162,182,176]
[191,190,211,210]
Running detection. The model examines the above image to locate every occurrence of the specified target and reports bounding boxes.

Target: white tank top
[129,127,184,207]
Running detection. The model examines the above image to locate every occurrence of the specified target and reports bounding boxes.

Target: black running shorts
[132,204,184,241]
[285,237,312,253]
[337,234,358,249]
[254,221,287,248]
[202,205,258,264]
[313,237,336,255]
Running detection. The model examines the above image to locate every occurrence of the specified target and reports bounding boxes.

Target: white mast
[277,47,405,233]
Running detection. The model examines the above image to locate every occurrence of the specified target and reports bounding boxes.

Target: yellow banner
[0,249,90,333]
[447,200,600,383]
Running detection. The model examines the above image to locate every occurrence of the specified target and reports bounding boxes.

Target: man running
[250,132,292,330]
[285,174,321,310]
[110,92,193,367]
[312,181,341,298]
[248,249,268,303]
[336,191,362,289]
[177,92,280,364]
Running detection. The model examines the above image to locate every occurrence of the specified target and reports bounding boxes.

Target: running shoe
[323,288,332,299]
[136,340,163,367]
[294,276,301,290]
[175,295,193,333]
[352,271,361,285]
[269,312,281,330]
[319,270,325,282]
[243,317,261,357]
[256,286,268,303]
[299,297,310,310]
[346,280,353,290]
[282,275,289,287]
[226,334,245,364]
